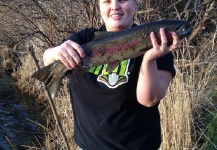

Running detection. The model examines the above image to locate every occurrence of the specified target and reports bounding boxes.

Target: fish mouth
[176,23,192,39]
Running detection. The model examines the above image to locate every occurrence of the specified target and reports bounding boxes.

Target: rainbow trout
[31,19,192,98]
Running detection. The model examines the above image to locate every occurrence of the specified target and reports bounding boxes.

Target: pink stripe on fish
[91,39,142,57]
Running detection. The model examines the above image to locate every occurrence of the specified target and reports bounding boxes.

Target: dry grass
[159,73,193,149]
[0,0,217,149]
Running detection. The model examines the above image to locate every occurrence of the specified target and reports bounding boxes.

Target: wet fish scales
[31,19,192,98]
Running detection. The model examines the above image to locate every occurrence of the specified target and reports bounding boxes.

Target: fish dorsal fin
[107,62,120,74]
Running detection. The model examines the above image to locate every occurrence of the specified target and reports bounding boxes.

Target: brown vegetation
[0,0,216,149]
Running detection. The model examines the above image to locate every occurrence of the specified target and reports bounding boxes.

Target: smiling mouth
[110,14,123,18]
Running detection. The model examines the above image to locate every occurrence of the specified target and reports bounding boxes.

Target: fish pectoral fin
[107,62,120,74]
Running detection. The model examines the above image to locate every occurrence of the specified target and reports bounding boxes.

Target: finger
[62,51,79,69]
[59,53,73,69]
[150,32,159,49]
[69,41,85,58]
[66,41,85,65]
[160,28,168,47]
[65,55,78,69]
[60,41,81,66]
[66,47,82,66]
[168,32,179,51]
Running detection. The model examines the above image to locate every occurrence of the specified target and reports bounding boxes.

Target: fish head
[159,20,192,39]
[149,20,192,45]
[175,23,192,40]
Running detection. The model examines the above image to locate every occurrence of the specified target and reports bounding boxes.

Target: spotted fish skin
[81,19,191,69]
[31,19,192,98]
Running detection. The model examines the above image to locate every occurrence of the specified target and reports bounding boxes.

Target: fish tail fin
[32,66,63,98]
[31,61,68,98]
[47,76,63,98]
[31,65,53,82]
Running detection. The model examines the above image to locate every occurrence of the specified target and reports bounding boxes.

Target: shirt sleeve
[156,52,176,77]
[61,28,96,45]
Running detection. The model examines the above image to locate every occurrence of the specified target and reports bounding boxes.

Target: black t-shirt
[64,25,175,150]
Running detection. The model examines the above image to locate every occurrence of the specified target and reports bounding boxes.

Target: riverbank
[0,56,45,149]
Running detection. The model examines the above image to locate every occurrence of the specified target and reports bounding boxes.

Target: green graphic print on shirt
[88,59,130,88]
